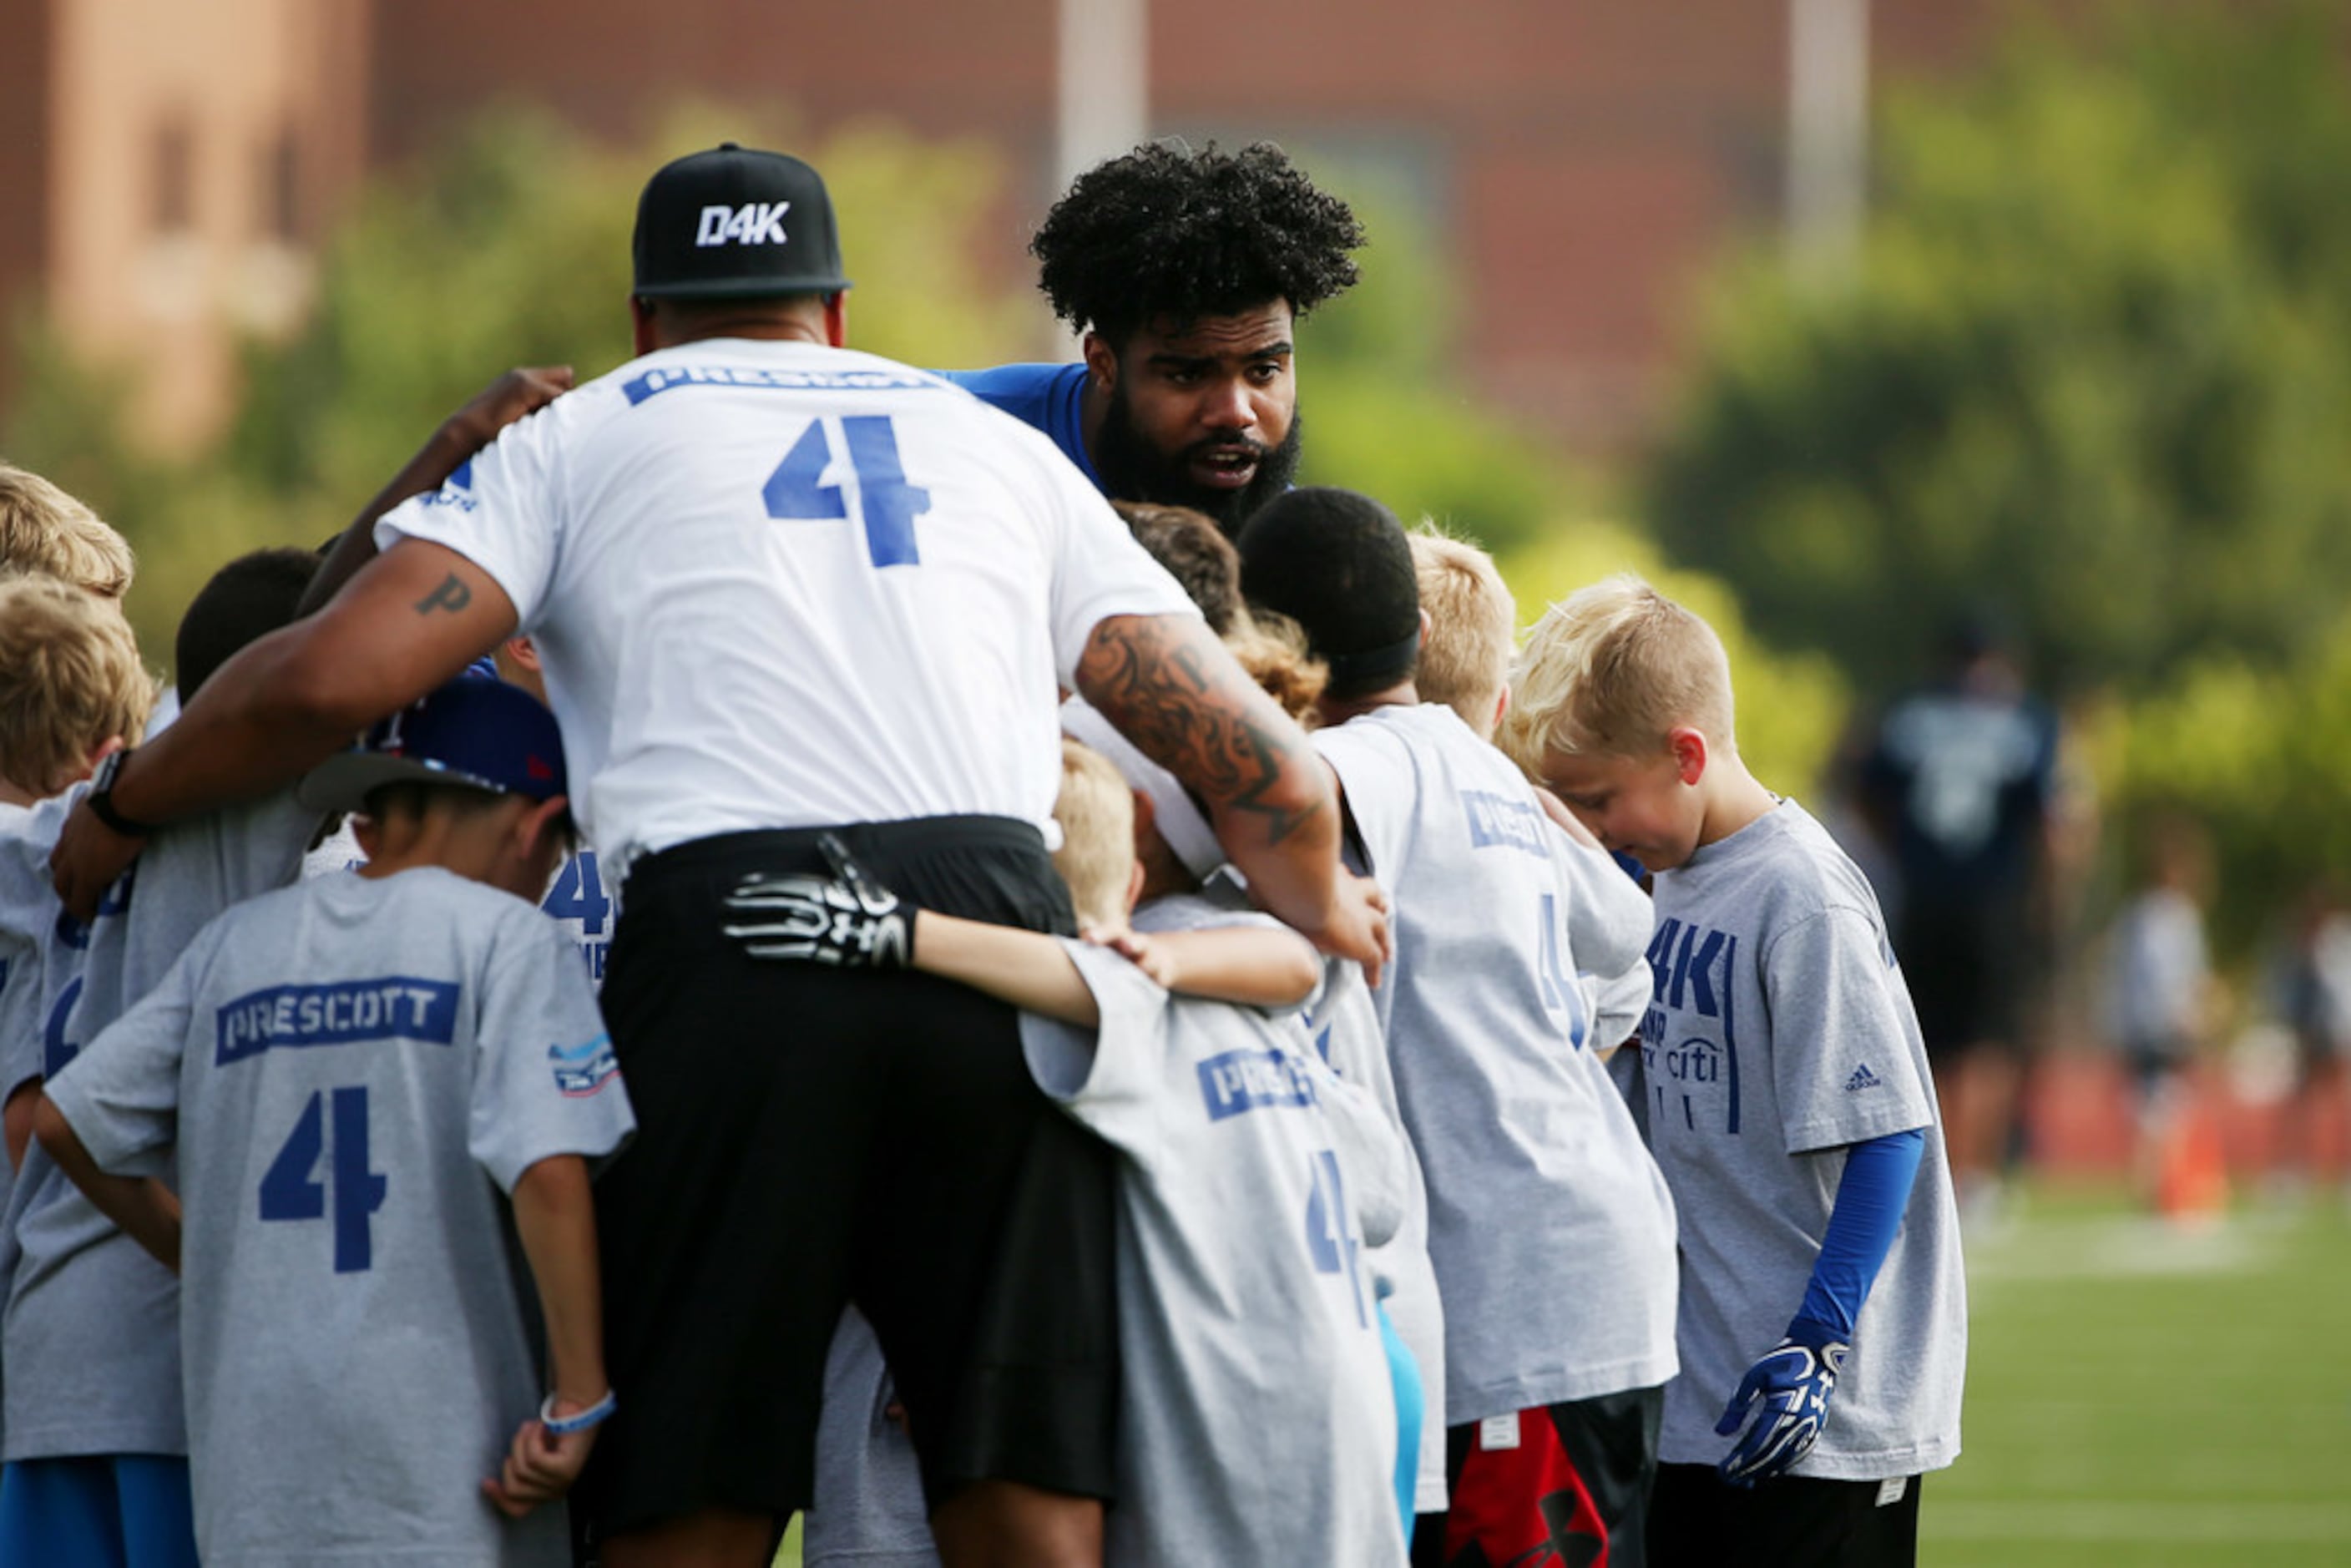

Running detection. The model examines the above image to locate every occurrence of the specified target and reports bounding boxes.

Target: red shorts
[1416,1386,1664,1568]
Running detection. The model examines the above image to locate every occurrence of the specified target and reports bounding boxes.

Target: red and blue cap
[298,670,568,815]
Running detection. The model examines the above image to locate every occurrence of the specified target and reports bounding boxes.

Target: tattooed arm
[1074,613,1391,981]
[52,541,516,917]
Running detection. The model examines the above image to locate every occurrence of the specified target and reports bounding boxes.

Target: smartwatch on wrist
[86,750,159,838]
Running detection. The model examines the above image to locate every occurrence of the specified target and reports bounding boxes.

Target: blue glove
[1715,1318,1848,1485]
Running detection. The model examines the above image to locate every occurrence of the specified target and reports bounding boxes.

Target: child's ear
[351,814,384,860]
[516,794,571,859]
[1667,726,1710,787]
[1124,858,1147,915]
[65,734,127,789]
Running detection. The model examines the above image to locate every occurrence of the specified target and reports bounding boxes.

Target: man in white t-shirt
[49,144,1385,1568]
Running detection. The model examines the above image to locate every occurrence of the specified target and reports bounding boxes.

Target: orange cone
[2156,1096,2229,1222]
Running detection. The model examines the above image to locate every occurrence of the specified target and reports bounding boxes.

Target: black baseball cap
[631,143,852,300]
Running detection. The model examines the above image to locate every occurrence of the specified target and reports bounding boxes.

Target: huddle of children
[0,459,1964,1568]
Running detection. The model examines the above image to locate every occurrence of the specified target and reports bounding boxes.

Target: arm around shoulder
[915,911,1101,1027]
[1072,613,1388,978]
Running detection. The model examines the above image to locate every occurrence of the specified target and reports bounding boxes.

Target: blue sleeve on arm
[1793,1127,1926,1339]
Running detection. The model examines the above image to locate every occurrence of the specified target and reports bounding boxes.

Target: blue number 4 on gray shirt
[45,866,635,1567]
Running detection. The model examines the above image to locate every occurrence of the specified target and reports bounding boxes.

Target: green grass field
[1924,1183,2351,1566]
[774,1182,2351,1566]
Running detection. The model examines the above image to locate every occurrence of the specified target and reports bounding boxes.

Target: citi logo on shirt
[695,201,790,247]
[1846,1063,1883,1093]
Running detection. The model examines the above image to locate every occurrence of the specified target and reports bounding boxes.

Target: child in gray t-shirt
[1240,491,1676,1568]
[759,740,1410,1568]
[1507,574,1966,1568]
[33,673,634,1567]
[0,569,164,1557]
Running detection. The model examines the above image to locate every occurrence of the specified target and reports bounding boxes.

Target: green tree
[1649,4,2351,698]
[1292,169,1588,557]
[3,103,1037,661]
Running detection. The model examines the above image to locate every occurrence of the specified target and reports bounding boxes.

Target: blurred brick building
[2,0,2054,454]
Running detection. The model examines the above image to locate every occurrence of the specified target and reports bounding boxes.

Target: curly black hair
[1032,141,1365,346]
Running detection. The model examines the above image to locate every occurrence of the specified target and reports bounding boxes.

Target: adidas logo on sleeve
[1844,1063,1883,1093]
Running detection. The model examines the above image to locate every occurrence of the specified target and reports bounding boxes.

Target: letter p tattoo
[414,574,473,616]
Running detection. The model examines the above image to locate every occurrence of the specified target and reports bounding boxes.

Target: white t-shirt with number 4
[375,338,1197,876]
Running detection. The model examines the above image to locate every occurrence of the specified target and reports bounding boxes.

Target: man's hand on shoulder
[443,365,574,456]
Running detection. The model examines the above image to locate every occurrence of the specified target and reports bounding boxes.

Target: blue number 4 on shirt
[259,1086,388,1272]
[764,416,932,568]
[542,851,611,937]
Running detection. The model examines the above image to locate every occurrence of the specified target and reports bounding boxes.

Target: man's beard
[1092,385,1303,536]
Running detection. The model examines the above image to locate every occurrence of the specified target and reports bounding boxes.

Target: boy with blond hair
[0,572,155,1540]
[1408,528,1656,1057]
[0,575,152,807]
[1504,574,1964,1568]
[1407,529,1515,738]
[773,738,1410,1567]
[0,466,135,599]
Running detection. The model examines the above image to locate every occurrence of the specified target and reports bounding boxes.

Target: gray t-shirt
[308,830,617,995]
[1644,801,1966,1479]
[537,847,618,992]
[0,797,53,1454]
[3,791,317,1463]
[45,867,635,1565]
[1022,903,1408,1568]
[806,1307,941,1568]
[1145,883,1448,1507]
[1317,704,1680,1424]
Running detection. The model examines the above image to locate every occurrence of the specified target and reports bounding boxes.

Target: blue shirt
[936,364,1100,489]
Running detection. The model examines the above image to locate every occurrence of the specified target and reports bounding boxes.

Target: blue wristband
[539,1389,617,1435]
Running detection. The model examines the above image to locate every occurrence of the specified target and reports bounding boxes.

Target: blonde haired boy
[0,571,153,1538]
[1506,574,1965,1568]
[0,467,135,599]
[0,575,153,806]
[1407,529,1515,738]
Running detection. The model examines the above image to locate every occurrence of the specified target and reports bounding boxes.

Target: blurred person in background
[1863,617,2060,1227]
[2103,816,2214,1210]
[2276,883,2351,1198]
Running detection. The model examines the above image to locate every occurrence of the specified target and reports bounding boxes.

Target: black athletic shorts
[576,818,1120,1537]
[1898,893,2029,1062]
[1647,1462,1923,1568]
[1411,1387,1663,1568]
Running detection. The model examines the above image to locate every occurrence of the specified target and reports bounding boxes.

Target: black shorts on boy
[1648,1463,1923,1568]
[579,817,1120,1536]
